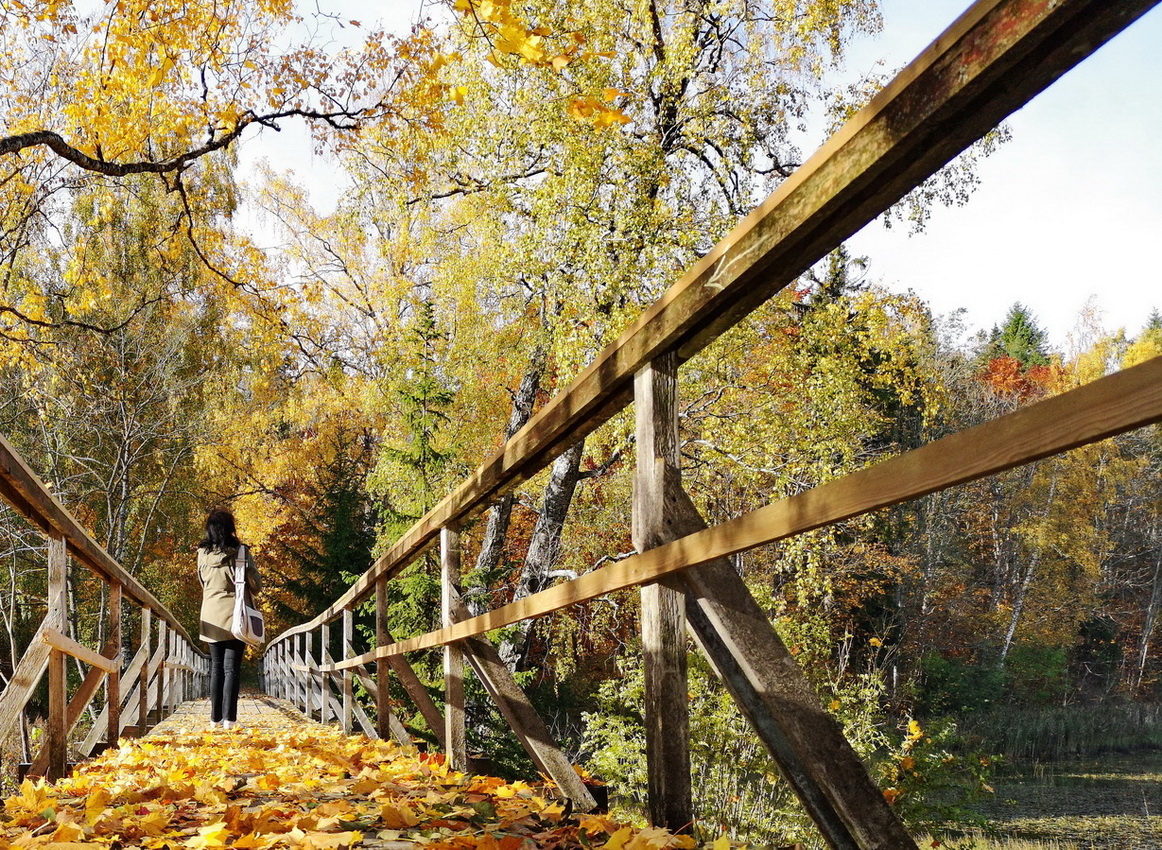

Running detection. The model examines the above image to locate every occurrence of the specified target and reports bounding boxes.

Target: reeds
[957,703,1162,761]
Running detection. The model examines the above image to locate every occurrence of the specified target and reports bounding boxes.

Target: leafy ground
[0,696,733,850]
[962,752,1162,849]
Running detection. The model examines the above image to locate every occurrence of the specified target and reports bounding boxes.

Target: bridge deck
[1,697,712,850]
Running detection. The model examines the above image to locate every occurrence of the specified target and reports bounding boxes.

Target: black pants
[209,639,245,722]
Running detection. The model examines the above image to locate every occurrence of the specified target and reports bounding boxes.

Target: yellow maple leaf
[297,831,363,849]
[187,820,231,849]
[231,833,267,849]
[603,826,633,850]
[254,773,281,792]
[378,802,422,829]
[50,819,86,842]
[82,787,111,824]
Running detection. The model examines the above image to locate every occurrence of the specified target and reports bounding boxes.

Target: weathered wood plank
[108,583,122,742]
[46,535,68,781]
[42,627,118,673]
[342,610,354,733]
[442,526,467,772]
[156,623,168,721]
[0,618,52,744]
[375,580,392,740]
[326,354,1162,662]
[139,608,151,732]
[633,355,691,831]
[668,479,916,850]
[320,624,330,723]
[269,0,1159,645]
[460,634,597,811]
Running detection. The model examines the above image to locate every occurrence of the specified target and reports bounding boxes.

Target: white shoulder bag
[231,545,265,647]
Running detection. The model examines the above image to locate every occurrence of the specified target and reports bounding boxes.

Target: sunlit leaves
[0,716,727,850]
[449,0,630,127]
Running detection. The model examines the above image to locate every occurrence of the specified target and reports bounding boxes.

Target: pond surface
[967,752,1162,848]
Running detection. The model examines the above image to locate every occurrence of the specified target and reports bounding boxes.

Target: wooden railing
[0,433,207,781]
[262,1,1162,848]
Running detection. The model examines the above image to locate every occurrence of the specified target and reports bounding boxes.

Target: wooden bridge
[2,1,1160,848]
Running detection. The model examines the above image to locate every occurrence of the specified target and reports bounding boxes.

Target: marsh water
[966,752,1162,848]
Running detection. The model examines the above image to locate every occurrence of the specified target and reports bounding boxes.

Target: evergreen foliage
[985,302,1051,366]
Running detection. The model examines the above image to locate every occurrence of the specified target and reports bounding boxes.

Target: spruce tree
[986,303,1050,367]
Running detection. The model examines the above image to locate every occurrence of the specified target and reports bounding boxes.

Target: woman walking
[197,508,261,729]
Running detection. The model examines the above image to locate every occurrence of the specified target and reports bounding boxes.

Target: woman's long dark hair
[199,508,241,551]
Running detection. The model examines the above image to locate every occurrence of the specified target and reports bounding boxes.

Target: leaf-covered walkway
[0,696,715,850]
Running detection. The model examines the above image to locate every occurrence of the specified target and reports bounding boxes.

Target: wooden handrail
[0,433,199,646]
[0,433,209,778]
[263,0,1161,839]
[269,0,1160,644]
[315,355,1162,669]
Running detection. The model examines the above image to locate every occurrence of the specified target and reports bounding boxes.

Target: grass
[919,835,1080,850]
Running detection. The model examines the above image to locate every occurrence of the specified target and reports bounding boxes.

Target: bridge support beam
[441,526,467,771]
[46,534,68,781]
[376,576,447,746]
[662,478,917,850]
[445,587,596,810]
[633,354,692,832]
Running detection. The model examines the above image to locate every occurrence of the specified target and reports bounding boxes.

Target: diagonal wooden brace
[353,666,409,743]
[664,477,916,850]
[448,590,596,811]
[380,631,447,748]
[29,637,118,776]
[0,617,52,746]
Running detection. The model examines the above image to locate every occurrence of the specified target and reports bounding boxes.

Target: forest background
[1,0,1160,845]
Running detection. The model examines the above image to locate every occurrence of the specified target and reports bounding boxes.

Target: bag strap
[234,545,248,588]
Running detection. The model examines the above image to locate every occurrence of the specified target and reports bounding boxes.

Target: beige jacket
[198,544,261,643]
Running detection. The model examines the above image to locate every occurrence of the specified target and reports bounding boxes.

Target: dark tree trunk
[469,348,546,613]
[467,348,545,616]
[498,439,586,670]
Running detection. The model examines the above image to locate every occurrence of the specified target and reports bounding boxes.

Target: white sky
[238,0,1162,352]
[843,0,1162,350]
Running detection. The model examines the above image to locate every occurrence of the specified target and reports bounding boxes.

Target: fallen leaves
[0,702,734,849]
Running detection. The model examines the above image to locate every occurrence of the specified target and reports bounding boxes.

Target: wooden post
[342,611,354,733]
[320,624,331,722]
[176,641,184,707]
[279,642,288,702]
[633,354,692,830]
[307,631,317,719]
[375,578,391,740]
[284,641,292,704]
[46,534,68,780]
[107,582,122,744]
[303,633,312,715]
[155,622,167,722]
[441,526,466,771]
[138,608,151,730]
